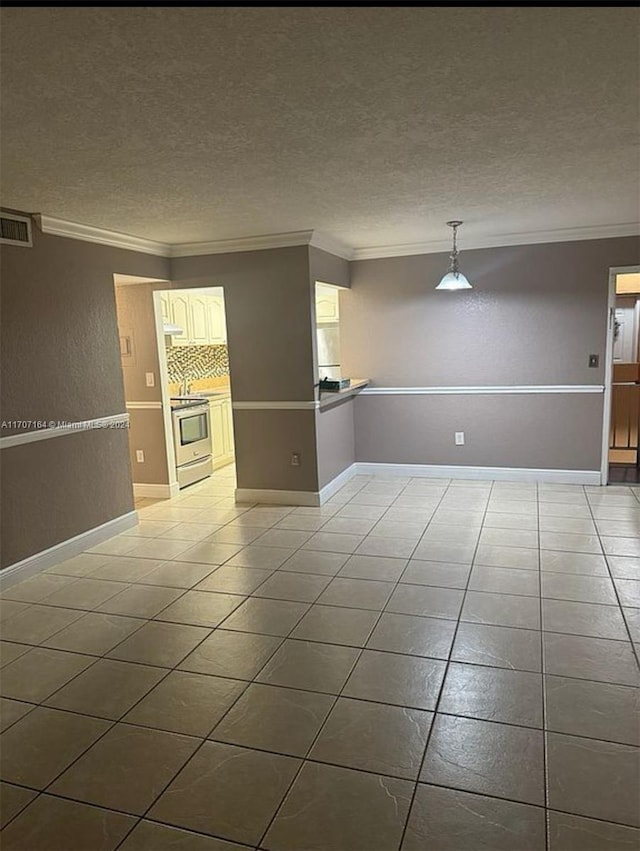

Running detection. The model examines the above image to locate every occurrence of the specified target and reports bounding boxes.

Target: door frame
[601,265,640,485]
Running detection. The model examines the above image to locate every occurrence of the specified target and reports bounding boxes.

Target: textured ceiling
[1,7,639,249]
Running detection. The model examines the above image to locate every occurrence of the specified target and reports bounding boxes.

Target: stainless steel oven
[171,402,213,487]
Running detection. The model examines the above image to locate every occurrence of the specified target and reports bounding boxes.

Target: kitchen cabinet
[209,396,235,469]
[316,283,340,322]
[160,292,171,325]
[167,291,227,346]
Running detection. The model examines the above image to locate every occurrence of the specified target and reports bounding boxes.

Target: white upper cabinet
[166,291,227,346]
[159,292,171,325]
[315,283,340,322]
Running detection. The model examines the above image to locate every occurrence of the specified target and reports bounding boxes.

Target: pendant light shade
[436,220,472,290]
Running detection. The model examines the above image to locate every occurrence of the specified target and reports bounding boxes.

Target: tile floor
[1,466,639,850]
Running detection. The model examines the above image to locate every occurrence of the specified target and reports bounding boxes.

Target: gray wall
[1,220,170,568]
[343,237,639,472]
[316,398,355,489]
[171,247,320,492]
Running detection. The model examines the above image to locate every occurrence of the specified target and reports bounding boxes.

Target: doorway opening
[605,268,640,485]
[155,286,236,493]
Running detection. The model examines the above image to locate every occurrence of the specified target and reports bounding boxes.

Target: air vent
[0,213,32,247]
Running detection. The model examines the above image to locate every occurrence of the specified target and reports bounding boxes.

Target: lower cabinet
[209,397,235,469]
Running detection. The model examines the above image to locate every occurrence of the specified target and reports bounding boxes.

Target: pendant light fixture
[436,220,472,290]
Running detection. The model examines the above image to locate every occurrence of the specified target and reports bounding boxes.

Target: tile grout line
[539,481,551,851]
[397,477,495,850]
[253,475,456,850]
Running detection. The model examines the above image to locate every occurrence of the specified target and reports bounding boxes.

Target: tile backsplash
[166,344,229,382]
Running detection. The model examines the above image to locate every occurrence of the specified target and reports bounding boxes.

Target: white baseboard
[0,510,139,589]
[235,488,322,506]
[355,462,602,485]
[133,482,180,499]
[318,464,357,503]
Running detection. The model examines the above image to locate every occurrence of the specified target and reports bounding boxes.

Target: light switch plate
[455,432,465,445]
[136,450,144,463]
[145,372,155,387]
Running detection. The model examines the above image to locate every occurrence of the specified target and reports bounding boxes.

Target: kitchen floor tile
[0,642,31,669]
[290,604,378,646]
[135,561,218,589]
[149,741,299,845]
[355,536,417,559]
[539,516,597,534]
[451,622,542,671]
[119,820,247,850]
[411,540,476,564]
[122,538,195,561]
[402,784,546,851]
[205,525,265,545]
[367,612,456,659]
[420,714,544,805]
[309,696,432,779]
[154,590,245,627]
[0,783,37,830]
[0,706,109,788]
[614,578,640,607]
[542,599,628,640]
[276,514,328,531]
[474,544,539,570]
[540,550,608,576]
[47,552,114,577]
[400,560,470,589]
[461,590,541,629]
[172,542,243,565]
[43,612,145,655]
[83,556,164,583]
[608,556,640,580]
[96,583,184,618]
[30,578,124,610]
[278,550,348,575]
[251,571,332,603]
[0,647,95,702]
[194,565,272,594]
[541,572,618,604]
[547,811,640,851]
[385,584,464,619]
[0,795,136,851]
[107,621,211,667]
[211,682,333,756]
[483,511,539,531]
[256,639,359,694]
[254,528,314,549]
[545,675,640,745]
[263,761,412,851]
[540,532,603,554]
[316,577,395,611]
[338,554,407,581]
[44,658,166,719]
[0,604,86,645]
[343,649,446,710]
[546,731,640,827]
[0,599,32,621]
[220,597,309,636]
[124,670,246,737]
[478,527,539,549]
[468,565,540,597]
[0,697,34,733]
[438,661,543,727]
[303,532,365,554]
[542,632,640,686]
[50,724,199,815]
[178,629,282,680]
[160,522,224,542]
[226,546,296,569]
[602,536,640,558]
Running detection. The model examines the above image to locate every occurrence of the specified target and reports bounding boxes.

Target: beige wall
[1,220,170,568]
[316,398,355,489]
[114,283,171,485]
[342,237,639,472]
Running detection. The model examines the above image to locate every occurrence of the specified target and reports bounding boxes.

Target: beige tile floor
[1,466,639,850]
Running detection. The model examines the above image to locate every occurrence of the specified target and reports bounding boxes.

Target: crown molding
[34,214,170,256]
[350,222,640,260]
[31,214,639,263]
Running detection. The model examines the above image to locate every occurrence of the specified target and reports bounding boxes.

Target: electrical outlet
[136,450,145,463]
[291,452,301,466]
[455,432,465,445]
[145,372,155,387]
[588,354,599,368]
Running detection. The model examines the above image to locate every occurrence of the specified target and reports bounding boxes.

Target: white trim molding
[318,464,357,503]
[133,482,180,499]
[351,222,640,260]
[170,229,352,260]
[35,214,170,257]
[360,385,603,396]
[126,401,163,410]
[0,510,139,589]
[355,463,602,486]
[0,413,130,450]
[232,401,319,410]
[235,488,323,507]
